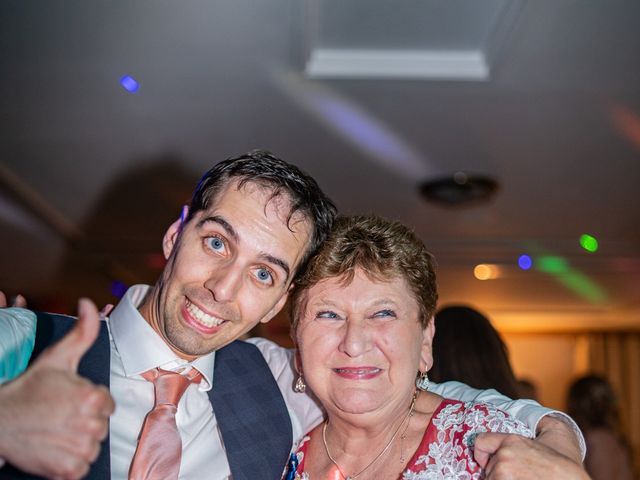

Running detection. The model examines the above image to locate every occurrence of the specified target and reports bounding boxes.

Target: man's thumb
[36,298,101,372]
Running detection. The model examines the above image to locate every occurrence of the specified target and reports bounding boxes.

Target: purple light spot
[313,96,407,161]
[305,91,428,178]
[111,280,128,298]
[120,75,139,93]
[518,254,533,270]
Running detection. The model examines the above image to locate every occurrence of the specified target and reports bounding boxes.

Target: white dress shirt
[107,285,228,479]
[0,285,586,478]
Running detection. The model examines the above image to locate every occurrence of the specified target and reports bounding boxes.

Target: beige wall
[502,332,583,410]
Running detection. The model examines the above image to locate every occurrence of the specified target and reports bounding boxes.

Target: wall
[502,332,585,410]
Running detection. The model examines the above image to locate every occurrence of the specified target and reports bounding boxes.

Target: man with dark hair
[0,150,585,479]
[186,150,336,271]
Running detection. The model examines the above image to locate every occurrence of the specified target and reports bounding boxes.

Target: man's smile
[183,298,227,333]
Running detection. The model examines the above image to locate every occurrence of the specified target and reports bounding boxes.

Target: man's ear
[163,205,189,259]
[419,316,436,372]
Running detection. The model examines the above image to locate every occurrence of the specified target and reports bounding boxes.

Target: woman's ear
[162,205,189,259]
[419,316,436,372]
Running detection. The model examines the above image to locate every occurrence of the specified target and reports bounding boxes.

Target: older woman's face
[295,267,434,418]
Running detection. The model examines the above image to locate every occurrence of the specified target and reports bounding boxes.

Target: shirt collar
[108,284,215,389]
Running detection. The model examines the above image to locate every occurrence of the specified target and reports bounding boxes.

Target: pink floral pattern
[287,399,533,480]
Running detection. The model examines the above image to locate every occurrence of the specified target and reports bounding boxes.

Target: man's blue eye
[207,237,225,251]
[255,268,272,283]
[317,311,339,319]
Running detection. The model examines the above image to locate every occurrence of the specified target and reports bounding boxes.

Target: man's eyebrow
[196,215,238,241]
[261,254,290,280]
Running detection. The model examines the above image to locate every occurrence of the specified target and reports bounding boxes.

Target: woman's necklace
[321,392,418,480]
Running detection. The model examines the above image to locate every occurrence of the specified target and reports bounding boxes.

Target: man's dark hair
[188,150,337,279]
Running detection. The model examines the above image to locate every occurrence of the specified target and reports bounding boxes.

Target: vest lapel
[77,319,111,479]
[210,341,293,480]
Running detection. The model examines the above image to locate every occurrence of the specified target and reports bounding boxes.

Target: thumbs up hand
[35,299,103,372]
[0,299,115,480]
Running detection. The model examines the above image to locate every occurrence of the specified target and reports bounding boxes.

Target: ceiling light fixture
[419,171,499,207]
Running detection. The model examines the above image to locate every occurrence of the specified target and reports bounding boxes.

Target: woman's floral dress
[284,399,533,480]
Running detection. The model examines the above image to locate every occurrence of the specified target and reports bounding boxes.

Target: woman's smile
[332,367,383,380]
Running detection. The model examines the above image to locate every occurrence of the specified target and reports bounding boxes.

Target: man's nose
[204,263,243,303]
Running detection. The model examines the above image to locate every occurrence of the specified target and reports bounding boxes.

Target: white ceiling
[1,0,639,331]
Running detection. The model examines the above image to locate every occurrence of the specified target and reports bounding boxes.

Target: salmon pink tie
[129,368,202,480]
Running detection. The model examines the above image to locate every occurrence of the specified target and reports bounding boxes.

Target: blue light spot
[518,254,532,270]
[120,75,139,93]
[111,280,128,298]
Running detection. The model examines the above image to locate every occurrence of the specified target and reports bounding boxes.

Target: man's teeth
[186,300,224,327]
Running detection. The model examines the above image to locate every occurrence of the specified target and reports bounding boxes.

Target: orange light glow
[474,264,500,280]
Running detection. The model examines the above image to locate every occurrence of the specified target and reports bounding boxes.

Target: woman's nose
[338,319,372,357]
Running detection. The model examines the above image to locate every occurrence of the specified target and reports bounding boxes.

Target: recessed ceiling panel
[305,0,522,79]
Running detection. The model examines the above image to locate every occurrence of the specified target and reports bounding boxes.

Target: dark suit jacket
[0,312,293,480]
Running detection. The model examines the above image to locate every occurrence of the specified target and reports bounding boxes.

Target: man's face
[145,180,311,359]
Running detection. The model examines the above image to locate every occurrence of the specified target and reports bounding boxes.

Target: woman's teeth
[334,368,381,374]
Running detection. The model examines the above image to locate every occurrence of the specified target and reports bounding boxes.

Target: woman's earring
[415,371,430,391]
[294,375,306,393]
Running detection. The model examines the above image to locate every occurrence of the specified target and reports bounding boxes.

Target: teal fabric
[0,308,37,384]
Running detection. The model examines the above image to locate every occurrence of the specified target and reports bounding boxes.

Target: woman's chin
[328,389,386,416]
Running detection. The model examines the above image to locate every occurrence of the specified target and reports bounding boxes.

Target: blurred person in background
[517,378,540,401]
[567,375,634,480]
[430,305,521,400]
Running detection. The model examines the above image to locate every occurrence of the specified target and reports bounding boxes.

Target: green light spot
[536,256,568,274]
[558,272,608,303]
[534,250,608,304]
[580,234,598,253]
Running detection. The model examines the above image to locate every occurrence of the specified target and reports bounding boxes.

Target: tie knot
[142,368,201,407]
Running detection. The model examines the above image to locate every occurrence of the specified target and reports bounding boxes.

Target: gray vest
[0,311,292,480]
